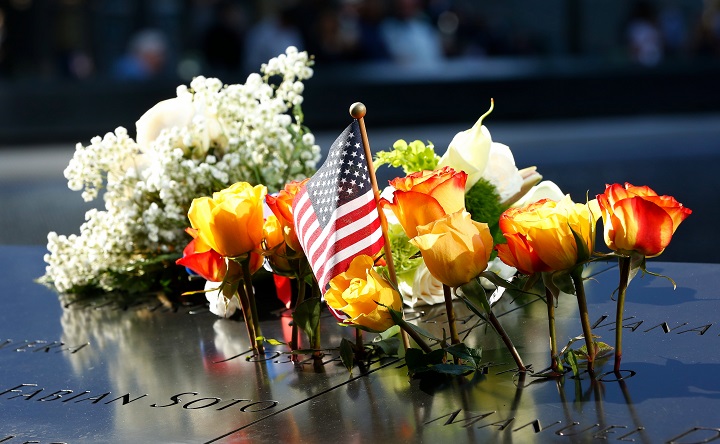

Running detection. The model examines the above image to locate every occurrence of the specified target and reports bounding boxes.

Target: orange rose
[496,195,598,274]
[381,166,467,239]
[265,179,309,253]
[596,183,691,257]
[262,215,293,274]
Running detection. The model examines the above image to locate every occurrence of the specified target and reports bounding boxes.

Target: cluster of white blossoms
[42,47,321,295]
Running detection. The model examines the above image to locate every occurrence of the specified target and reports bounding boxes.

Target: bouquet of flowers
[40,47,320,298]
[41,46,694,379]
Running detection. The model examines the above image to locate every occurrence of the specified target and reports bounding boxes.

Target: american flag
[292,120,385,295]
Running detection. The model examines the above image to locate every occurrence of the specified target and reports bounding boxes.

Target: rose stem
[226,260,256,353]
[545,286,562,374]
[241,258,264,355]
[443,284,460,345]
[291,275,307,355]
[487,310,526,372]
[614,255,631,373]
[571,266,595,374]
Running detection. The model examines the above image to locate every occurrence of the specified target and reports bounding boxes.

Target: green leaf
[405,347,447,376]
[339,338,354,373]
[373,337,401,356]
[292,296,322,348]
[569,224,591,263]
[426,363,475,376]
[458,279,491,313]
[257,337,286,346]
[445,342,483,369]
[593,341,614,358]
[379,324,401,341]
[565,349,579,377]
[543,270,575,299]
[388,307,439,341]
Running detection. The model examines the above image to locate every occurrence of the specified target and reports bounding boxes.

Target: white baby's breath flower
[41,47,319,297]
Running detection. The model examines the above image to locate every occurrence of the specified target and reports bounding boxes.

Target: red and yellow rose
[596,183,691,257]
[496,195,598,275]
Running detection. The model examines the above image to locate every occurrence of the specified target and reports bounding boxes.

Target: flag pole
[350,102,410,351]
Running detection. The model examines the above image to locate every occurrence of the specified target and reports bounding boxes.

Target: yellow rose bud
[410,210,493,288]
[325,255,402,332]
[188,182,267,258]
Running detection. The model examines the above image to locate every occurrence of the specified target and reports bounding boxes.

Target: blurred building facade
[0,0,718,82]
[0,0,719,145]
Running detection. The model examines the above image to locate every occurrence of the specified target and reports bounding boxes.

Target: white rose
[404,263,446,307]
[512,180,565,208]
[135,91,224,157]
[135,95,194,151]
[204,280,240,318]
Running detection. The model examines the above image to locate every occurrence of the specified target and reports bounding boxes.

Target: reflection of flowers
[324,255,402,332]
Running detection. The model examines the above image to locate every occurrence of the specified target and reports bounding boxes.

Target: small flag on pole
[292,120,385,296]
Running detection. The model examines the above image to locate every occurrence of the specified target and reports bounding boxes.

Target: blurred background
[0,0,718,263]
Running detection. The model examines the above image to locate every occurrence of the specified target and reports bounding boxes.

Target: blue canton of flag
[292,120,385,297]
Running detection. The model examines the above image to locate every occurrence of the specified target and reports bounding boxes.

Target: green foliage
[339,338,355,372]
[465,178,504,246]
[374,139,439,175]
[405,345,481,378]
[386,223,423,274]
[292,297,322,349]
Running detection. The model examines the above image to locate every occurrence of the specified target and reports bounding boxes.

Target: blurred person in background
[201,0,247,77]
[693,0,720,57]
[243,2,303,73]
[112,28,169,81]
[625,0,664,66]
[379,0,444,66]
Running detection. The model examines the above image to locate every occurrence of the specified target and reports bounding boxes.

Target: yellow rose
[410,210,493,288]
[324,255,402,332]
[188,182,267,258]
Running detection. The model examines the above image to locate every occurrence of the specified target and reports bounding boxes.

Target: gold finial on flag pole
[350,102,410,350]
